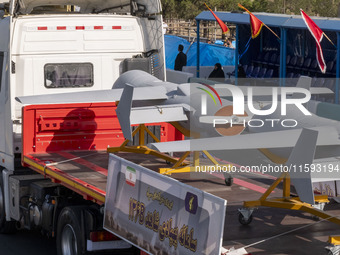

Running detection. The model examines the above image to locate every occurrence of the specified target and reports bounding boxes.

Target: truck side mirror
[131,1,146,16]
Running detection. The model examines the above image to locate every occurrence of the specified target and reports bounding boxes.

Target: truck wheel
[0,175,16,234]
[57,207,85,255]
[225,177,233,186]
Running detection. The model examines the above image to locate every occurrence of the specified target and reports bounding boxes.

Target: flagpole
[323,32,336,48]
[204,3,229,33]
[262,23,281,40]
[300,9,336,48]
[238,3,280,40]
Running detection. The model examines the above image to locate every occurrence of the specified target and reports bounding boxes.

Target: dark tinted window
[44,63,93,88]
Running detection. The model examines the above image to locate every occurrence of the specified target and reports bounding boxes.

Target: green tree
[169,0,253,20]
[161,0,340,20]
[270,0,340,16]
[310,0,340,17]
[162,0,176,19]
[250,0,269,12]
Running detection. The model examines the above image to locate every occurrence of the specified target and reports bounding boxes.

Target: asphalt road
[0,230,57,255]
[0,230,137,255]
[175,172,340,255]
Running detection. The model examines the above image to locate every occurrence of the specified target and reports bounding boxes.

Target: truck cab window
[44,63,93,88]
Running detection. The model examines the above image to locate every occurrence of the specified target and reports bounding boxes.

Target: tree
[162,0,176,19]
[250,0,269,12]
[161,0,340,20]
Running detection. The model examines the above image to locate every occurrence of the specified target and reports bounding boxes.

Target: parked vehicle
[0,1,167,254]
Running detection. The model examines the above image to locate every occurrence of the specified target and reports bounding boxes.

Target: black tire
[57,206,86,255]
[0,174,16,234]
[225,177,233,186]
[238,213,253,225]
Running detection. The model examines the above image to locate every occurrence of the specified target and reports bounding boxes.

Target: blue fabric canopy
[164,35,235,69]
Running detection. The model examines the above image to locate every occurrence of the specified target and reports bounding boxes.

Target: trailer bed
[22,102,181,204]
[23,151,174,204]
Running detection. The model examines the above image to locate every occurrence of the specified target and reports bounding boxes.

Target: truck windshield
[12,0,132,15]
[44,63,93,88]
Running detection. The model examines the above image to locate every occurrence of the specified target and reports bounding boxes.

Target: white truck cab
[0,0,165,171]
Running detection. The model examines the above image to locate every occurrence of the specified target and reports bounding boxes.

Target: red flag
[238,4,264,39]
[204,3,228,34]
[300,9,326,73]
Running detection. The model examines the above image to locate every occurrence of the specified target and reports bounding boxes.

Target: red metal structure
[22,102,182,204]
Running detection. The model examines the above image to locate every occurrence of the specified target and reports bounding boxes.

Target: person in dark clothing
[227,65,246,78]
[208,63,225,82]
[238,65,246,78]
[174,44,187,71]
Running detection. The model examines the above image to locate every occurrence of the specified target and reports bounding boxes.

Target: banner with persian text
[104,154,227,255]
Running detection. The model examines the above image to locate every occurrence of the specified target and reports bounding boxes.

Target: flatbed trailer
[16,102,184,254]
[23,151,175,204]
[21,101,180,202]
[19,101,236,255]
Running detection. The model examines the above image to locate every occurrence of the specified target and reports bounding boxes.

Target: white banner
[313,181,337,197]
[104,154,227,255]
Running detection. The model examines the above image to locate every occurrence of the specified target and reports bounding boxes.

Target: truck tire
[57,206,86,255]
[0,175,16,234]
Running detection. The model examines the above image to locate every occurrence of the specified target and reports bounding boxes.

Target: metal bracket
[107,124,232,176]
[312,202,326,211]
[325,245,340,255]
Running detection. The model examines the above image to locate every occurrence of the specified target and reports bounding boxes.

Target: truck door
[0,16,14,170]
